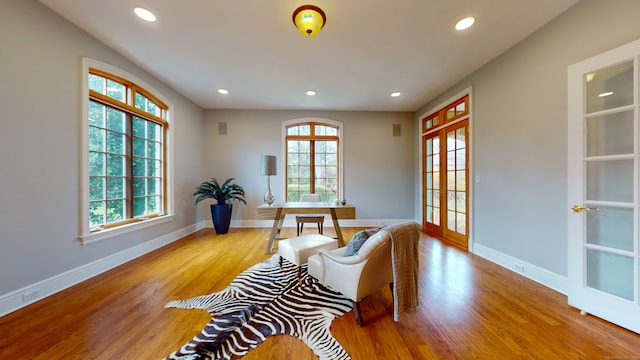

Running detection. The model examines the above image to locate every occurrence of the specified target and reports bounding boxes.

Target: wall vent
[392,123,401,136]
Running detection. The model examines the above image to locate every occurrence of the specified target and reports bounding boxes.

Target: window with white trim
[81,59,172,243]
[285,120,342,203]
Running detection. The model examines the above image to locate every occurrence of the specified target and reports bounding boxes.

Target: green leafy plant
[193,177,246,206]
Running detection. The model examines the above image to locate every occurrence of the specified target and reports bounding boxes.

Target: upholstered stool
[278,234,338,283]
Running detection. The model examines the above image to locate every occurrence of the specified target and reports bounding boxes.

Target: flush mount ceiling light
[455,16,475,31]
[134,7,156,22]
[390,91,402,98]
[306,90,317,96]
[292,5,326,37]
[218,88,229,95]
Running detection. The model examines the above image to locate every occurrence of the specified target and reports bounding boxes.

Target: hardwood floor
[1,227,640,359]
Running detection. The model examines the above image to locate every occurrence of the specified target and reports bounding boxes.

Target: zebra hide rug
[163,255,353,360]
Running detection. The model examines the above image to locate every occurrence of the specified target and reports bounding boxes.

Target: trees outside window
[82,60,170,240]
[285,121,341,203]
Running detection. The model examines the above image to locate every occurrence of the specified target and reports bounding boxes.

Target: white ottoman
[278,234,338,283]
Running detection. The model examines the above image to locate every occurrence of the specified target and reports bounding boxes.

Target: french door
[567,39,640,333]
[423,95,469,250]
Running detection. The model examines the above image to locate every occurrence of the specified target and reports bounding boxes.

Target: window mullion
[90,91,167,127]
[310,140,315,194]
[126,113,133,219]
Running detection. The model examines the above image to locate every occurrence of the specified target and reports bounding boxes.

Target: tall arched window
[285,120,342,203]
[80,58,172,244]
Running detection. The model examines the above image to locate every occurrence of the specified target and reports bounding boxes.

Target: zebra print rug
[163,255,353,360]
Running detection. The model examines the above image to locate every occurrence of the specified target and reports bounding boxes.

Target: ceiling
[40,0,579,112]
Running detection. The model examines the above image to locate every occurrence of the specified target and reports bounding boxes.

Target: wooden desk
[257,202,356,254]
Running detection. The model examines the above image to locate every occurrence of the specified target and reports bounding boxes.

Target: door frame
[419,87,473,250]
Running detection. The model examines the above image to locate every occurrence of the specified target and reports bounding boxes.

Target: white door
[568,39,640,333]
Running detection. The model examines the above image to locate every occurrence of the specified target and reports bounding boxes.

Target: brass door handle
[571,205,599,213]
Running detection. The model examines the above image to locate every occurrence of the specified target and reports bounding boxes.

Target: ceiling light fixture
[218,88,229,95]
[455,17,475,31]
[391,92,401,98]
[292,5,326,37]
[134,7,156,22]
[306,90,317,96]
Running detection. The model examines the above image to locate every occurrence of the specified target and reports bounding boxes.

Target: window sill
[79,215,174,245]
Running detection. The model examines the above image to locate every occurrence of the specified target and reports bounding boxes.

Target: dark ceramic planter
[210,203,232,234]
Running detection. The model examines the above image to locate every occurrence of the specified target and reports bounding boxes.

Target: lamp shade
[261,155,277,176]
[292,5,326,37]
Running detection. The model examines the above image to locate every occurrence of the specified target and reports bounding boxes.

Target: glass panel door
[582,60,636,300]
[443,121,468,247]
[422,94,470,250]
[568,45,640,334]
[423,132,441,235]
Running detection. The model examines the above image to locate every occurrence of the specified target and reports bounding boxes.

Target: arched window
[80,58,172,244]
[285,120,342,203]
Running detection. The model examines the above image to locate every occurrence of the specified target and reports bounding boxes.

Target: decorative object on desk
[193,177,246,234]
[261,155,277,205]
[163,255,352,360]
[341,199,347,205]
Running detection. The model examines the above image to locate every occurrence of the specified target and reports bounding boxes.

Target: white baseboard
[0,219,412,317]
[471,242,568,295]
[0,223,201,317]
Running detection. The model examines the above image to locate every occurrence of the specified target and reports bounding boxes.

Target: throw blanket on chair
[385,222,420,321]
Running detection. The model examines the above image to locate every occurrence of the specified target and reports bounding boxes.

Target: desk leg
[265,208,284,254]
[330,208,345,247]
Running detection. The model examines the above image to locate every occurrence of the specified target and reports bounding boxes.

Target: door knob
[571,205,599,213]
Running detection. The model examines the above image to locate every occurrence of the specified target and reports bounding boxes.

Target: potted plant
[194,177,246,234]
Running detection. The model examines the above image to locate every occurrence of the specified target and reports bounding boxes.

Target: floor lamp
[261,155,276,205]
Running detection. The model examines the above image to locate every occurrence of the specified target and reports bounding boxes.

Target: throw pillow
[343,227,382,257]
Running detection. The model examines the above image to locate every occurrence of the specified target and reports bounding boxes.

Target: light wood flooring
[1,227,640,359]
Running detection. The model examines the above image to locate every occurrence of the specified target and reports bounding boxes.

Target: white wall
[0,1,205,303]
[415,0,640,283]
[201,109,415,225]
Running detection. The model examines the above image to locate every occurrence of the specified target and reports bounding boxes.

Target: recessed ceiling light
[134,7,156,22]
[306,90,316,96]
[598,91,614,97]
[218,88,229,95]
[455,17,475,31]
[390,92,401,98]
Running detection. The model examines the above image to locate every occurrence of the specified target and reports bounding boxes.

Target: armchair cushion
[343,227,383,257]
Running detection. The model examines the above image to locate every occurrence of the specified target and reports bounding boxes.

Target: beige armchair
[308,222,419,326]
